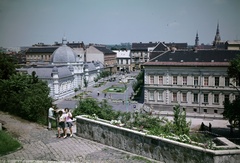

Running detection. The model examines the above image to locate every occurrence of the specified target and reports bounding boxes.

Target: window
[173,92,177,102]
[183,76,187,85]
[204,109,207,113]
[158,91,163,101]
[173,76,177,85]
[182,93,187,102]
[204,77,208,86]
[149,91,154,100]
[158,76,163,85]
[194,77,198,86]
[149,76,154,84]
[214,110,218,114]
[236,95,240,100]
[215,77,219,86]
[193,108,197,112]
[194,93,198,103]
[214,94,219,103]
[204,94,208,103]
[225,77,229,86]
[224,94,229,103]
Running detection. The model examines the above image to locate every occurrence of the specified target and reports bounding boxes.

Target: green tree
[223,55,240,132]
[73,98,117,120]
[227,54,240,82]
[172,105,191,136]
[132,71,144,99]
[0,73,52,123]
[0,53,17,80]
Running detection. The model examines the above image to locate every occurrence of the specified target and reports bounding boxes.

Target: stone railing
[76,115,240,163]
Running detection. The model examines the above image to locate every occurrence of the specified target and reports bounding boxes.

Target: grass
[0,130,21,156]
[103,86,126,93]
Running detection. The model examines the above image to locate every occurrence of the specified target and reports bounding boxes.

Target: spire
[195,31,199,47]
[62,34,67,45]
[213,22,221,47]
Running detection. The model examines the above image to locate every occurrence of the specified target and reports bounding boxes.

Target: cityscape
[1,0,240,162]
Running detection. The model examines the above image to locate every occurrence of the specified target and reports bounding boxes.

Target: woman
[57,110,67,138]
[64,108,73,137]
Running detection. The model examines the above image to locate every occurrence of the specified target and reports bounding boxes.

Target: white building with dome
[18,38,103,100]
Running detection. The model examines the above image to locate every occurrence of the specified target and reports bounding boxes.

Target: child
[57,110,67,138]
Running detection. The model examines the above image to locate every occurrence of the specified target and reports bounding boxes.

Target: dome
[51,45,77,63]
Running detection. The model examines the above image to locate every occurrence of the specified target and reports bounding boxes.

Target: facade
[85,45,117,74]
[113,50,131,72]
[143,49,240,115]
[25,46,58,65]
[18,38,103,100]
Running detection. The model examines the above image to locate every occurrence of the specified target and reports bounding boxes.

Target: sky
[0,0,240,48]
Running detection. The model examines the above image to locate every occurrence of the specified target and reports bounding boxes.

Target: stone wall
[76,115,240,163]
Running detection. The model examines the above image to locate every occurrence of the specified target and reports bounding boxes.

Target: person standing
[57,110,67,138]
[64,108,73,137]
[48,105,56,130]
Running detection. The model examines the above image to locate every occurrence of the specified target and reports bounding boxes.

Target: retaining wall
[76,115,240,163]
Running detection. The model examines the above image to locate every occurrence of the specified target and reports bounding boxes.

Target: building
[131,42,188,71]
[131,42,158,70]
[85,45,117,74]
[143,49,240,115]
[113,50,131,72]
[225,40,240,50]
[25,39,85,65]
[18,38,103,100]
[25,46,58,65]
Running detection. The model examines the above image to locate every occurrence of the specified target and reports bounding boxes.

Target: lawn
[0,130,21,156]
[103,85,126,93]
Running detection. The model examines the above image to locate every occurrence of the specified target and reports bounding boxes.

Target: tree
[0,53,17,80]
[227,55,240,82]
[223,55,240,132]
[73,98,116,121]
[172,105,191,135]
[0,72,52,123]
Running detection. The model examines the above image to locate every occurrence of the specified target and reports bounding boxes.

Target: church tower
[213,22,221,47]
[195,31,199,47]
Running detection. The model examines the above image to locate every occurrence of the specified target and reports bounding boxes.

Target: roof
[26,47,58,53]
[27,66,73,79]
[94,46,116,54]
[131,42,158,51]
[144,61,229,67]
[226,40,240,45]
[152,42,169,52]
[165,42,188,49]
[51,45,77,63]
[145,49,240,66]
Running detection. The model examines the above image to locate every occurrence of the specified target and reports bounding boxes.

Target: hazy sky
[0,0,240,48]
